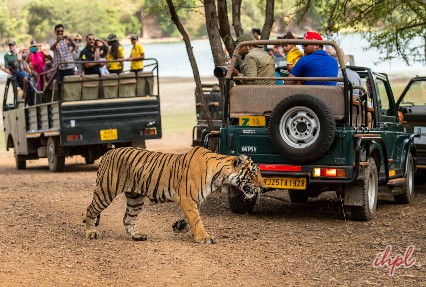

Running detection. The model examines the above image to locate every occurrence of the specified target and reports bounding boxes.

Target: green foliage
[294,0,426,65]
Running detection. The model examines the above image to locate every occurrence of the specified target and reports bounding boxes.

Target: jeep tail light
[313,168,346,178]
[259,164,302,172]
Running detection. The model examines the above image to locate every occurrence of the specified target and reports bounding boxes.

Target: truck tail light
[313,167,346,178]
[142,128,157,135]
[67,134,83,141]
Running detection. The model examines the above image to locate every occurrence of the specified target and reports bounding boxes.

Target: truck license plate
[100,129,118,141]
[263,177,307,190]
[239,116,266,126]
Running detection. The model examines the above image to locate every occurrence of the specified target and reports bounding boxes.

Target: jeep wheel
[288,190,308,203]
[269,94,336,163]
[351,157,378,221]
[227,186,257,214]
[394,152,414,204]
[47,137,65,172]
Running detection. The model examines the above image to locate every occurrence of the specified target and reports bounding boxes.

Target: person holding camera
[50,23,76,83]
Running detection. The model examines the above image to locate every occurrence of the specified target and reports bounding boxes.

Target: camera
[62,35,67,40]
[213,66,228,78]
[29,47,38,53]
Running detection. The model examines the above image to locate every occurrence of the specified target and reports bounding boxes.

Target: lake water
[0,33,424,80]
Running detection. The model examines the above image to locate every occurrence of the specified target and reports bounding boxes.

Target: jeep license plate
[239,116,266,126]
[100,129,118,141]
[263,177,307,190]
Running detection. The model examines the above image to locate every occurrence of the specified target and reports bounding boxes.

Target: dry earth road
[0,78,425,286]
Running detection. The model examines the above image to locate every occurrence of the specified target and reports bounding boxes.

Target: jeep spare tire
[269,94,336,163]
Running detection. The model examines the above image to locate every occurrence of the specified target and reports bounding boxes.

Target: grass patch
[161,112,196,133]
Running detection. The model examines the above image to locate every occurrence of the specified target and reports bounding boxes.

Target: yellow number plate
[100,129,118,141]
[263,177,307,190]
[239,116,266,126]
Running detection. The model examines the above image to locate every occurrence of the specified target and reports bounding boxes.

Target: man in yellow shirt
[128,33,145,75]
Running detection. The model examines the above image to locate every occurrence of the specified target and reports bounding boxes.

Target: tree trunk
[231,0,244,37]
[205,0,226,67]
[261,0,275,40]
[217,0,235,58]
[165,0,214,132]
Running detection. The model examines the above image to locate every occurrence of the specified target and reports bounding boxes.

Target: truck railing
[34,58,159,104]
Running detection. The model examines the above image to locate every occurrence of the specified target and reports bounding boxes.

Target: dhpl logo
[372,245,416,276]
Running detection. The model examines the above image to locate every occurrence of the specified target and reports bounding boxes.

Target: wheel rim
[279,106,320,149]
[368,167,377,210]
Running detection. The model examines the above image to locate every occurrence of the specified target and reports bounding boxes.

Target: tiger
[85,146,263,244]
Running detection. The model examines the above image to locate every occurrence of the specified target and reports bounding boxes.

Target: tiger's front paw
[196,236,217,244]
[172,219,190,233]
[86,229,99,240]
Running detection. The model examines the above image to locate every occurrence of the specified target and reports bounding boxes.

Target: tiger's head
[229,154,264,199]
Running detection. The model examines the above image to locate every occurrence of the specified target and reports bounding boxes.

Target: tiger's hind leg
[123,192,147,241]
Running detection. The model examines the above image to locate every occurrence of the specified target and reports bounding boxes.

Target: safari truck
[2,58,161,172]
[396,76,426,183]
[208,39,417,221]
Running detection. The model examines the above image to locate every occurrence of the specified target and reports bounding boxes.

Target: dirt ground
[0,78,425,286]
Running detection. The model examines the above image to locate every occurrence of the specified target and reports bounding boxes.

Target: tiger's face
[232,154,264,199]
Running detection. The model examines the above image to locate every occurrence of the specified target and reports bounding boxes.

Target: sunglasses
[56,30,64,34]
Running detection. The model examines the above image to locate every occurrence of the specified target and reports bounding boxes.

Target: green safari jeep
[208,39,417,221]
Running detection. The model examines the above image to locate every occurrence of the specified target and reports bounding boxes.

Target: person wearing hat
[7,60,36,106]
[231,33,275,85]
[288,31,338,86]
[106,34,124,74]
[128,33,145,75]
[4,40,18,67]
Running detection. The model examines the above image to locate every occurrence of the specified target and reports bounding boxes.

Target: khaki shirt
[238,47,275,85]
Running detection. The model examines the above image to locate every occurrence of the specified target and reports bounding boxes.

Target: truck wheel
[351,157,378,221]
[394,152,414,204]
[269,94,336,163]
[227,186,257,214]
[47,137,65,172]
[288,190,308,203]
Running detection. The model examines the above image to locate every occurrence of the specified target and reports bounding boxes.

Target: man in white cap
[289,31,338,85]
[231,32,275,85]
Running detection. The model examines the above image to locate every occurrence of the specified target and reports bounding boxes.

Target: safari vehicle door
[2,77,28,155]
[396,76,426,172]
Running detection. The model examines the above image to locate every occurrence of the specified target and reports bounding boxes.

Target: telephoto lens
[213,66,228,78]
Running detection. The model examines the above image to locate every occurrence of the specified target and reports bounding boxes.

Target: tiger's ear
[234,154,248,168]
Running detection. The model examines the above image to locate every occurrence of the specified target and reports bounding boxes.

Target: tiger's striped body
[85,146,263,244]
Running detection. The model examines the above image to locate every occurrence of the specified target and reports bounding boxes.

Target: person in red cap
[288,31,338,85]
